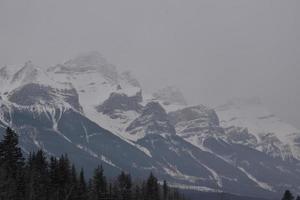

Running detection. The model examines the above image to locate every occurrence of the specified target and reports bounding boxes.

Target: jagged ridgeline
[0,127,186,200]
[0,52,300,199]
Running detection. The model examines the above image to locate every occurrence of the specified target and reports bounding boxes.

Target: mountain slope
[216,98,300,161]
[168,104,300,195]
[1,52,300,198]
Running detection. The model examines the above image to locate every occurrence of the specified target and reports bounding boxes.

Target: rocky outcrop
[169,105,223,142]
[8,83,82,112]
[126,102,176,137]
[96,92,143,118]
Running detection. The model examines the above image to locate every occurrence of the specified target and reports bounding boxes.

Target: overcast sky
[0,0,299,128]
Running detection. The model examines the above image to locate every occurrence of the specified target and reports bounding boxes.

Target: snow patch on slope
[163,163,204,184]
[83,107,152,157]
[167,183,217,193]
[76,144,120,169]
[238,167,274,192]
[216,98,300,160]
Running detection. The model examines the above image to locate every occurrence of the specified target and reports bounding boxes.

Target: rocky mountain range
[0,52,299,198]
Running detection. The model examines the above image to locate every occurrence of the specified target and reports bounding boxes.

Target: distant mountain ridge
[0,51,300,199]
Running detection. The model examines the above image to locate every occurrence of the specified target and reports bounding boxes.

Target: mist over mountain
[0,52,300,199]
[0,1,299,199]
[1,0,299,130]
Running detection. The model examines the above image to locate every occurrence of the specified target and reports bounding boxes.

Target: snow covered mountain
[168,104,300,195]
[1,52,300,198]
[216,98,300,161]
[152,86,188,106]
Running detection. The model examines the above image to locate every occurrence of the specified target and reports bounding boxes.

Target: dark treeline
[0,127,187,200]
[281,190,300,200]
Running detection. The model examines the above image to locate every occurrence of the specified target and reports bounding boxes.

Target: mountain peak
[24,60,34,67]
[121,70,141,87]
[153,86,187,106]
[64,51,107,67]
[126,101,176,138]
[11,61,41,83]
[143,101,167,117]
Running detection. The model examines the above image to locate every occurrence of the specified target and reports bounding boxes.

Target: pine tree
[0,128,189,200]
[25,150,49,200]
[173,189,180,200]
[163,180,169,200]
[0,127,25,200]
[92,165,107,200]
[108,183,113,200]
[87,179,94,200]
[146,173,160,200]
[118,171,132,200]
[140,181,147,200]
[69,164,78,200]
[77,168,88,200]
[49,156,59,200]
[133,185,141,200]
[57,154,72,200]
[282,190,294,200]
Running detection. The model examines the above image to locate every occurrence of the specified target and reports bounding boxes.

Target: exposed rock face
[8,83,82,112]
[97,92,143,118]
[9,84,55,105]
[169,105,220,127]
[258,133,294,161]
[169,105,223,143]
[223,126,258,148]
[126,102,176,137]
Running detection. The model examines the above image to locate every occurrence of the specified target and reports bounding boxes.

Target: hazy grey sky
[0,0,299,127]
